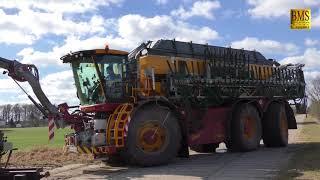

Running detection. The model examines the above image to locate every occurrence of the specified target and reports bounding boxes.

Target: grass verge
[279,115,320,179]
[1,127,73,151]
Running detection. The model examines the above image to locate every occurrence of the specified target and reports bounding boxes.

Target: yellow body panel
[139,55,205,75]
[137,54,275,96]
[138,55,206,95]
[249,64,274,80]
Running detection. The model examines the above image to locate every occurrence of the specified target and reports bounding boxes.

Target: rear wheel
[125,105,181,166]
[229,104,262,152]
[263,103,288,147]
[190,143,219,153]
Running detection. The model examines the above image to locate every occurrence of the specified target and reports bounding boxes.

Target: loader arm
[0,57,65,128]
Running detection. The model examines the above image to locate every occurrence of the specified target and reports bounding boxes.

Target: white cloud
[171,0,221,19]
[17,36,111,66]
[118,14,219,45]
[0,30,36,45]
[0,92,30,105]
[304,71,320,81]
[246,0,320,18]
[0,0,121,45]
[231,37,299,56]
[40,70,78,105]
[281,48,320,70]
[154,0,168,5]
[0,0,122,14]
[0,76,37,105]
[221,9,243,19]
[17,14,220,66]
[305,38,319,46]
[0,70,79,105]
[0,9,107,45]
[0,78,20,93]
[314,13,320,28]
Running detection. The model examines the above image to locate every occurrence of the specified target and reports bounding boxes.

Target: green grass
[279,116,320,179]
[1,127,73,151]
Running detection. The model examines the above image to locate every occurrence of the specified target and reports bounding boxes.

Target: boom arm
[0,57,64,128]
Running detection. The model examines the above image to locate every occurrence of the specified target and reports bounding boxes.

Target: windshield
[71,54,126,105]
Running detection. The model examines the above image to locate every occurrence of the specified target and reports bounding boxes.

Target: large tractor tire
[125,105,181,166]
[103,154,126,166]
[190,143,219,153]
[229,104,262,152]
[262,103,288,147]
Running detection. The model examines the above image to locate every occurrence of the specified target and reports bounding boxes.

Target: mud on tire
[229,103,262,152]
[125,105,181,166]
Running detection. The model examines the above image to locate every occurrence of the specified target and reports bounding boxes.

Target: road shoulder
[279,115,320,179]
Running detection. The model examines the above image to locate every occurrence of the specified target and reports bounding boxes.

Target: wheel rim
[280,111,288,140]
[243,116,256,140]
[136,121,167,153]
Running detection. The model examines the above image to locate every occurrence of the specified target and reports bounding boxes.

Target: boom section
[0,57,62,126]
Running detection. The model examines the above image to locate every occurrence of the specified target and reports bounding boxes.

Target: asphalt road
[48,114,305,180]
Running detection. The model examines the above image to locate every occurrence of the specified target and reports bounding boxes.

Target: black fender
[285,102,297,129]
[129,96,189,157]
[262,98,283,112]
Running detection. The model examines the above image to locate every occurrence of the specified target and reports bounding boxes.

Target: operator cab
[61,48,128,106]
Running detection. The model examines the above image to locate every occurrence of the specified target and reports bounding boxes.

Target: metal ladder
[106,103,133,147]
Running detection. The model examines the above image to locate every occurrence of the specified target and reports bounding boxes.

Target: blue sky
[0,0,319,105]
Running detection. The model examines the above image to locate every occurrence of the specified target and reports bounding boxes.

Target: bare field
[2,146,94,169]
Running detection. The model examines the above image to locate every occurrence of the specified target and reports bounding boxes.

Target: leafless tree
[21,104,28,121]
[2,104,12,122]
[0,104,44,126]
[12,104,22,123]
[308,76,320,117]
[308,77,320,102]
[27,105,42,126]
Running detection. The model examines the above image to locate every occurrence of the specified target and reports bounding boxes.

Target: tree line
[0,104,46,127]
[308,76,320,118]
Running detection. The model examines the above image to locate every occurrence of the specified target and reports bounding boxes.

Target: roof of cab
[60,49,128,63]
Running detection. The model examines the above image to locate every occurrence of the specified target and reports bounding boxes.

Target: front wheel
[125,105,181,166]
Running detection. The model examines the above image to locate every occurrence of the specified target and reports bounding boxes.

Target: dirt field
[6,147,94,168]
[43,115,306,180]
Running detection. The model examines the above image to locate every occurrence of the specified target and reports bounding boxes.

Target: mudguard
[285,102,297,129]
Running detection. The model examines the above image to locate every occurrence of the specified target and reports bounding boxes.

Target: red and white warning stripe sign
[48,115,55,142]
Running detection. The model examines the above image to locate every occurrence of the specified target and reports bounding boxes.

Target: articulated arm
[0,57,11,70]
[0,57,65,128]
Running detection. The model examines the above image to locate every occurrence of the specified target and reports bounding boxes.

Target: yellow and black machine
[61,39,305,166]
[0,39,306,167]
